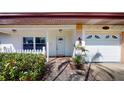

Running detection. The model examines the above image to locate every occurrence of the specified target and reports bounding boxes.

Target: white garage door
[85,34,121,62]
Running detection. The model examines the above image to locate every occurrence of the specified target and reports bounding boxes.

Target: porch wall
[0,28,46,50]
[0,27,74,56]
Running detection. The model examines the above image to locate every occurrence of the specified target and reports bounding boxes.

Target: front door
[56,37,65,56]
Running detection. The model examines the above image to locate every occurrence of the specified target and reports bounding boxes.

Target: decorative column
[121,32,124,63]
[76,23,85,45]
[76,23,82,39]
[73,23,85,57]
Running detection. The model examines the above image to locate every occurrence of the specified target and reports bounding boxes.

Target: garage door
[85,34,121,62]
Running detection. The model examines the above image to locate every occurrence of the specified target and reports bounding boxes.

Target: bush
[0,53,46,81]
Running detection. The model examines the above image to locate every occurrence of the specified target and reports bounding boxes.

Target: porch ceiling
[0,12,124,25]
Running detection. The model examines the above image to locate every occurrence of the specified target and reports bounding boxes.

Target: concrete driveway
[89,63,124,81]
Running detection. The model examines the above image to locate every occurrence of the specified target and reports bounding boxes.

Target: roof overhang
[0,12,124,25]
[0,12,124,18]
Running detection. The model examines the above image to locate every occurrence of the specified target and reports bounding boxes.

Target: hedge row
[0,53,46,81]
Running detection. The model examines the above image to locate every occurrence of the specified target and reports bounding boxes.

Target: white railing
[0,44,46,55]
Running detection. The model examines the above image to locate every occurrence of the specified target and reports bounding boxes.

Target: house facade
[0,12,124,63]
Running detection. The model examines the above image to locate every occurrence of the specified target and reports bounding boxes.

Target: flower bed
[0,53,46,81]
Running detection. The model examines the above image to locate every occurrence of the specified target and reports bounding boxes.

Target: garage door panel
[85,34,120,62]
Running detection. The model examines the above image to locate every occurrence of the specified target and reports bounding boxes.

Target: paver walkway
[44,57,86,81]
[43,57,124,81]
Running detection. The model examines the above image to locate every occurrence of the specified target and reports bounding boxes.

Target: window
[35,37,46,50]
[23,37,33,50]
[23,37,46,50]
[86,34,119,40]
[95,35,100,39]
[86,35,92,39]
[112,35,118,39]
[86,35,101,39]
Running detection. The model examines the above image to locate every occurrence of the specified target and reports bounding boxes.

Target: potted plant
[71,46,88,70]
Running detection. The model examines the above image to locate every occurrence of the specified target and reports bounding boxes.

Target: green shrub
[0,53,46,81]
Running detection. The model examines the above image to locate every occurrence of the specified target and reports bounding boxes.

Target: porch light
[102,26,110,30]
[59,29,62,33]
[12,29,17,32]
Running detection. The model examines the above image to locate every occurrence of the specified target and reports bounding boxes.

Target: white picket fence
[0,49,46,54]
[0,44,46,55]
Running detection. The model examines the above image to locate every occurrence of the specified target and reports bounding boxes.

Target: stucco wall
[0,24,124,60]
[0,27,74,56]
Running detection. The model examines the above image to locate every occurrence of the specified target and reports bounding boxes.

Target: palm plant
[73,46,88,69]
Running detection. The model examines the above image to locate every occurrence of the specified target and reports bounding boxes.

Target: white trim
[46,31,49,62]
[72,29,76,57]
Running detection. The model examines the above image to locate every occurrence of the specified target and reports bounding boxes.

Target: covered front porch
[0,13,124,63]
[0,25,76,62]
